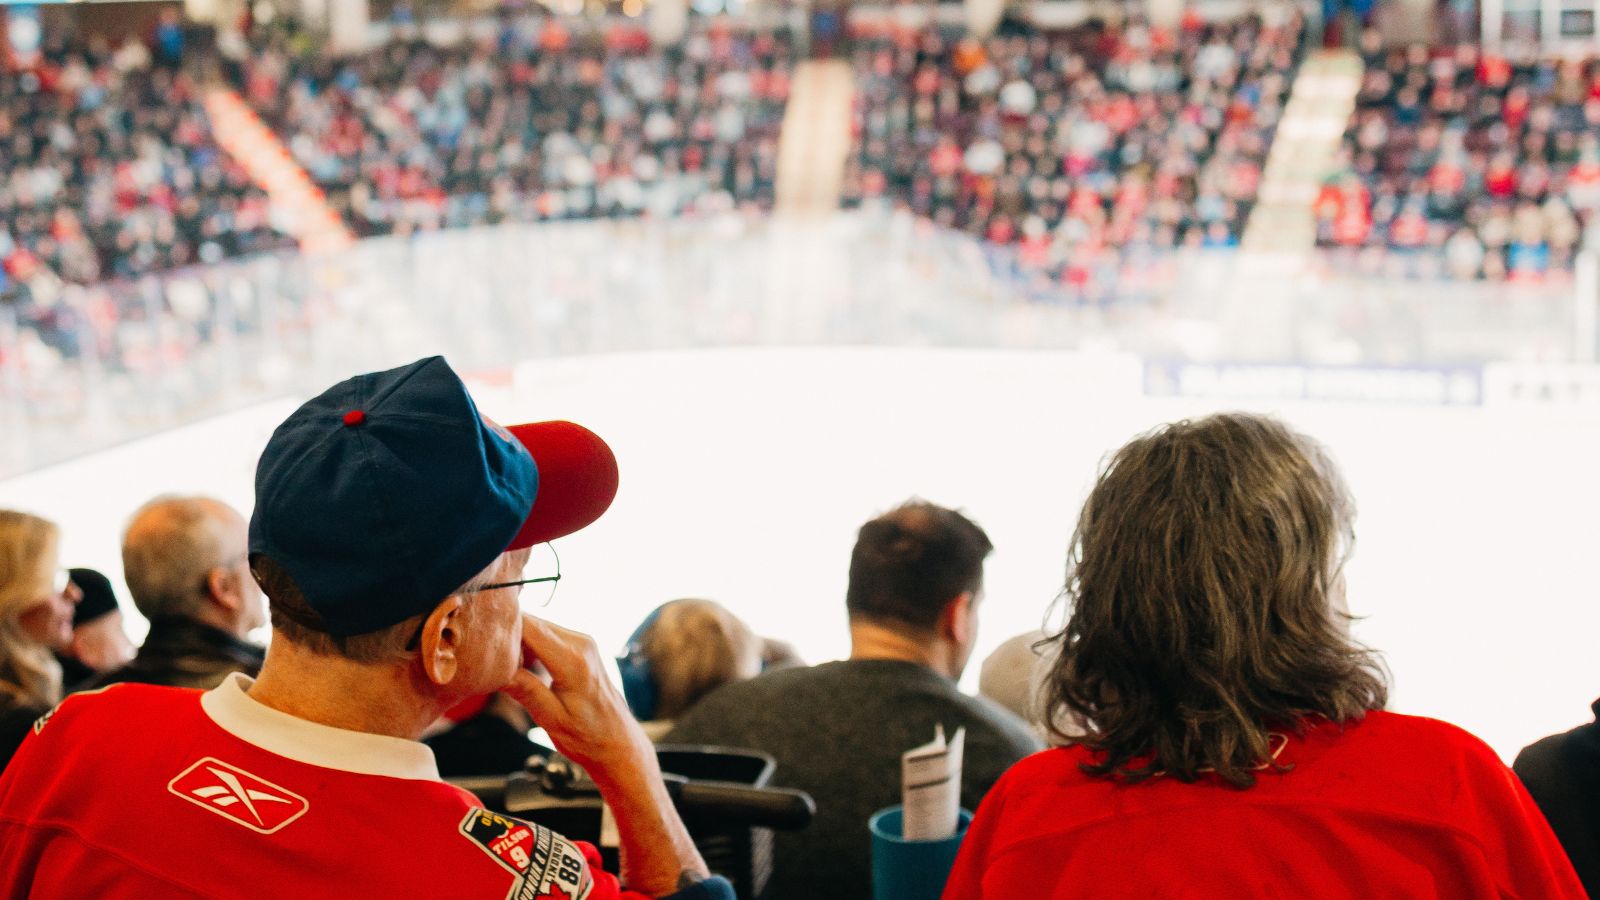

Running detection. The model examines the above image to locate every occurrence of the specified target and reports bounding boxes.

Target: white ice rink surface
[3,346,1597,761]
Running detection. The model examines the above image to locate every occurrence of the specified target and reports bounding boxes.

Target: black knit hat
[68,568,119,627]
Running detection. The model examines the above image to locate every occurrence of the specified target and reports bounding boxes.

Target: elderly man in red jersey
[0,356,730,900]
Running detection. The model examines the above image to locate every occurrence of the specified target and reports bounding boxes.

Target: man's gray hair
[122,495,244,621]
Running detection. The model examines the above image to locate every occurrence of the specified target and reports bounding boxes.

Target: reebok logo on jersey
[168,757,309,834]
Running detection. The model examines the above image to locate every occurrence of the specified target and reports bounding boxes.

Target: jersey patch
[167,757,310,835]
[458,808,594,900]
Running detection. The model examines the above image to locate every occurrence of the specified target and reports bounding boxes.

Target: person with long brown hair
[0,510,81,771]
[943,413,1583,898]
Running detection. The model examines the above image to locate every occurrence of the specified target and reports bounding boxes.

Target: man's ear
[941,591,976,645]
[419,596,467,686]
[205,567,240,611]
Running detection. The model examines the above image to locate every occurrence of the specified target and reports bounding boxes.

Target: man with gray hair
[79,495,265,691]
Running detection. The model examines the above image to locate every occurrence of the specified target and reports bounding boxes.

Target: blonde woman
[621,599,775,740]
[0,511,80,770]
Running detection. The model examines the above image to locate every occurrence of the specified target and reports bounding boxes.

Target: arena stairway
[774,60,855,215]
[203,88,356,256]
[1222,50,1364,360]
[1241,49,1363,255]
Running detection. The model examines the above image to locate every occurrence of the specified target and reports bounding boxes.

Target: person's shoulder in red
[944,713,1585,899]
[1332,708,1492,764]
[0,684,208,896]
[5,681,193,764]
[1324,710,1585,897]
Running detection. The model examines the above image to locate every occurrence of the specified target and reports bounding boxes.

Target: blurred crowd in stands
[0,26,291,348]
[5,11,1600,387]
[1317,28,1600,281]
[846,13,1302,298]
[0,17,791,275]
[240,17,790,235]
[1,15,792,371]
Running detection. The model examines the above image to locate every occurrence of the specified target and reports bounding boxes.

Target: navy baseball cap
[248,356,619,637]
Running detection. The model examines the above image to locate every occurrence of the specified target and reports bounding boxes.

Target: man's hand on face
[504,615,653,776]
[503,614,712,895]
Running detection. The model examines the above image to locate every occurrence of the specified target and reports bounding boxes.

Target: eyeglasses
[459,541,562,610]
[404,543,561,652]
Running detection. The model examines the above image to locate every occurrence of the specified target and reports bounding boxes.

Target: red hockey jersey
[943,711,1586,899]
[0,676,644,899]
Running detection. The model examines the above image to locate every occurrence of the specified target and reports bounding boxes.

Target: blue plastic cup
[868,805,973,900]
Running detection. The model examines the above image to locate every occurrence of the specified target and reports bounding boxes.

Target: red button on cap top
[342,409,366,427]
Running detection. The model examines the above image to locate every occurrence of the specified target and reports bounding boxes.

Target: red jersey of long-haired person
[0,680,643,900]
[941,711,1586,899]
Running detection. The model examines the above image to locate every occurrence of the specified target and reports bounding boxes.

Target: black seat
[450,745,812,900]
[657,745,779,900]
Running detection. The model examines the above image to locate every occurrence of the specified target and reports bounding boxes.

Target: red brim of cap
[505,421,619,551]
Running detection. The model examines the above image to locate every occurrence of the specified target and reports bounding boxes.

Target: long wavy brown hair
[1042,413,1388,788]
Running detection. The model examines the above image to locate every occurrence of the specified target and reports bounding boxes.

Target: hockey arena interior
[1,0,1599,896]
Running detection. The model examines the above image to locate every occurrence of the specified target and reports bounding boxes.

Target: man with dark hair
[0,356,731,900]
[666,500,1041,900]
[78,496,265,691]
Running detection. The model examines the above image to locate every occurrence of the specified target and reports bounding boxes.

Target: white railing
[0,209,1587,477]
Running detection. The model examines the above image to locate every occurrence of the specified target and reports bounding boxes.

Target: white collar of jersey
[201,673,442,782]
